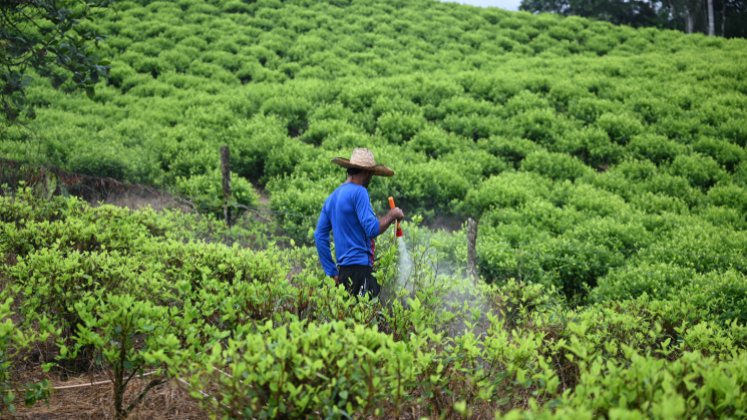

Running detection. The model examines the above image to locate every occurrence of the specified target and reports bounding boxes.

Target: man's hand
[378,207,405,234]
[332,275,339,286]
[389,207,405,221]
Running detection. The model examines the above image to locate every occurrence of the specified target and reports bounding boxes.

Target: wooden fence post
[467,217,478,285]
[220,145,231,227]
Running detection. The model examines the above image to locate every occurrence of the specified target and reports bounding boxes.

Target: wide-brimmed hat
[332,148,394,177]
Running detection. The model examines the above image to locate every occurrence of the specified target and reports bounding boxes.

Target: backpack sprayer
[388,196,403,237]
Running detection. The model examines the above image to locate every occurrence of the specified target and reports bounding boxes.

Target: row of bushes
[1,0,744,230]
[1,191,745,417]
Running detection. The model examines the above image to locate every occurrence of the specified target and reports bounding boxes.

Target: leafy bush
[268,177,331,244]
[521,150,591,181]
[640,223,747,275]
[669,153,729,190]
[175,170,259,218]
[679,270,747,324]
[188,320,411,418]
[597,112,643,145]
[72,293,176,419]
[391,161,470,216]
[627,133,685,165]
[706,183,747,214]
[478,136,542,168]
[67,144,130,180]
[592,262,696,301]
[692,137,745,171]
[261,96,312,138]
[226,115,288,182]
[408,125,466,158]
[464,172,551,216]
[555,127,624,169]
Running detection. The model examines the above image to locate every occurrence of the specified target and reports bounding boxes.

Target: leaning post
[467,217,479,285]
[220,145,231,227]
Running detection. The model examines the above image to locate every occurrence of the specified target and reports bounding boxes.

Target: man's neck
[347,175,367,188]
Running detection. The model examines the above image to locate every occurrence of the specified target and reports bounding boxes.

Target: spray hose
[388,196,403,237]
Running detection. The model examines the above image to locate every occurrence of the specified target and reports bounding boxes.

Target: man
[314,148,405,298]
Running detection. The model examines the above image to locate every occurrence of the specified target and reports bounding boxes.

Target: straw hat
[332,148,394,177]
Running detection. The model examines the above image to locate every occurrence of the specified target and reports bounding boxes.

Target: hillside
[1,0,747,417]
[2,1,745,222]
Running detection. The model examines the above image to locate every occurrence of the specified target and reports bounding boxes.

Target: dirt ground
[10,374,207,419]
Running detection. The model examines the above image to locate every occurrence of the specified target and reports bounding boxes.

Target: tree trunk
[685,8,694,33]
[707,0,715,35]
[721,0,726,36]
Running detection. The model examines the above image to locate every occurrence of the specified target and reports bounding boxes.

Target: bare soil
[10,374,207,419]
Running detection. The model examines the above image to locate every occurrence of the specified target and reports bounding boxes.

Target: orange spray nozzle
[388,196,403,237]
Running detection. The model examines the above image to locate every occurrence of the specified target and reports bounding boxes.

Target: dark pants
[339,265,380,298]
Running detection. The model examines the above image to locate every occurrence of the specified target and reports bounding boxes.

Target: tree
[520,0,669,28]
[520,0,747,38]
[1,0,110,122]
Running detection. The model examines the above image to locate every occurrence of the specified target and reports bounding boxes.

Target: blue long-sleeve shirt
[314,182,380,277]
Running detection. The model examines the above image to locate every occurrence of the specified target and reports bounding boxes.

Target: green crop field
[1,0,746,417]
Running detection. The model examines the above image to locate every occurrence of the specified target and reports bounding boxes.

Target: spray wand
[388,196,403,238]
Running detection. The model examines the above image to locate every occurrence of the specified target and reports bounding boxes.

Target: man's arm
[378,207,404,235]
[314,208,338,278]
[354,189,404,237]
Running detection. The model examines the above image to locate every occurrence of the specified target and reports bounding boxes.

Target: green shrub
[629,192,689,215]
[720,116,747,147]
[568,97,615,124]
[735,162,747,188]
[264,139,315,180]
[476,223,551,284]
[440,110,502,141]
[408,126,466,158]
[67,144,129,180]
[698,205,746,230]
[556,127,624,169]
[72,293,176,419]
[592,262,696,301]
[640,223,747,275]
[642,172,703,206]
[268,177,331,244]
[669,153,729,190]
[555,183,630,218]
[391,161,471,216]
[478,136,542,168]
[692,137,745,171]
[521,150,591,181]
[597,112,643,145]
[567,215,649,257]
[300,119,358,146]
[482,197,582,234]
[376,111,426,144]
[678,270,747,325]
[464,172,551,216]
[614,159,658,181]
[441,148,510,180]
[261,96,312,138]
[543,235,624,300]
[5,247,153,353]
[627,134,685,165]
[187,320,423,418]
[175,170,259,218]
[227,115,288,182]
[706,183,747,214]
[563,349,747,418]
[508,108,566,146]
